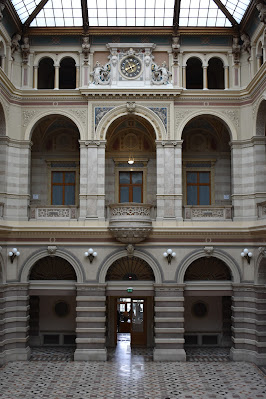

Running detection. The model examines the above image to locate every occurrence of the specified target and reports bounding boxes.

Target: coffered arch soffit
[176,248,241,284]
[24,110,84,141]
[177,109,237,141]
[98,249,163,284]
[96,104,166,141]
[20,248,84,283]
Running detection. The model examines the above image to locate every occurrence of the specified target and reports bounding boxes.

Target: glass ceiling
[11,0,251,28]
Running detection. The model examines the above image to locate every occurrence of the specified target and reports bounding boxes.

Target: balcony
[184,205,232,221]
[108,203,153,243]
[30,206,78,220]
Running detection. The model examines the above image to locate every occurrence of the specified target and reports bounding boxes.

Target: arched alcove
[256,100,266,136]
[207,57,225,89]
[29,256,77,280]
[30,115,80,212]
[257,257,266,285]
[105,256,155,281]
[186,57,203,89]
[38,57,55,89]
[181,115,231,209]
[59,57,76,89]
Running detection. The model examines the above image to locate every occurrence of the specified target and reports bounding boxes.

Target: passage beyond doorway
[117,298,146,347]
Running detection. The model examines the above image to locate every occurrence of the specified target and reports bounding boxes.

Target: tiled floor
[1,339,266,399]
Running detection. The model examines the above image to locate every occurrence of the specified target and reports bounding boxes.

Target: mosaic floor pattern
[0,359,266,399]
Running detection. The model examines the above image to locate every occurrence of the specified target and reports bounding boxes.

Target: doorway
[116,297,147,347]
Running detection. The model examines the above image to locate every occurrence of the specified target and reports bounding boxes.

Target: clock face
[120,56,142,79]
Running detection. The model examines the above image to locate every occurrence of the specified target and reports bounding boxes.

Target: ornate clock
[120,55,142,79]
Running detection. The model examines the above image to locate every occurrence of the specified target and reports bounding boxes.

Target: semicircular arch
[96,104,166,141]
[176,249,241,284]
[24,110,84,141]
[254,96,266,137]
[20,249,84,283]
[98,249,162,284]
[177,110,237,141]
[254,251,266,285]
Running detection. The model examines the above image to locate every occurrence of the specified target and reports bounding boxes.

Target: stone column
[1,283,30,363]
[79,140,106,220]
[182,66,186,88]
[156,141,183,220]
[0,138,31,221]
[76,65,80,88]
[0,284,4,365]
[153,284,186,361]
[230,284,266,365]
[203,66,208,89]
[74,284,107,361]
[232,64,240,88]
[33,66,38,89]
[54,65,59,89]
[231,140,257,221]
[224,65,229,89]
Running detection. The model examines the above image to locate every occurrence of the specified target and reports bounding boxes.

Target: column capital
[156,139,183,148]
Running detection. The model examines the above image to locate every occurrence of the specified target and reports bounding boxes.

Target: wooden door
[131,299,146,347]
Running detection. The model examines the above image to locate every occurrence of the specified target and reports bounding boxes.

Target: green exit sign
[127,287,133,293]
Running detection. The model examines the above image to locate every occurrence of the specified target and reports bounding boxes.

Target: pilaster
[153,283,186,361]
[74,283,107,361]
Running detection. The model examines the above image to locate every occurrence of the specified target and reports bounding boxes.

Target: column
[1,283,30,363]
[79,140,106,220]
[230,284,266,365]
[182,66,186,89]
[76,65,80,88]
[203,65,208,89]
[33,66,38,89]
[224,65,229,89]
[0,284,4,365]
[54,65,59,89]
[153,284,186,361]
[74,284,107,361]
[232,64,240,88]
[2,138,31,220]
[156,141,183,220]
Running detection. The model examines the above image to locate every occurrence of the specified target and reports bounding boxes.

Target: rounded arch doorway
[105,255,155,350]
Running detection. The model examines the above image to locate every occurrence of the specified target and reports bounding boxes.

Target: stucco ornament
[82,35,90,62]
[151,61,172,85]
[241,33,251,56]
[90,61,111,85]
[257,2,266,25]
[0,2,5,22]
[232,36,241,64]
[126,244,135,258]
[127,102,136,113]
[258,247,266,256]
[11,32,21,59]
[172,35,180,64]
[204,246,214,257]
[23,110,36,127]
[47,246,57,256]
[21,36,30,64]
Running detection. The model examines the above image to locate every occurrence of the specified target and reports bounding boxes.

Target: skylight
[10,0,252,28]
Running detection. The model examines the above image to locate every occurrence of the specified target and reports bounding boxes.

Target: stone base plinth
[74,348,107,361]
[230,348,266,365]
[153,348,186,362]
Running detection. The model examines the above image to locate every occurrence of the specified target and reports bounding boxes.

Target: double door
[117,298,146,347]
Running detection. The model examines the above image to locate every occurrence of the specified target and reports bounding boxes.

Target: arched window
[186,57,203,89]
[29,256,77,280]
[38,57,55,89]
[208,57,224,89]
[59,57,76,89]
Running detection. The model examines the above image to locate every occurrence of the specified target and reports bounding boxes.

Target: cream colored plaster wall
[39,295,76,331]
[184,296,222,332]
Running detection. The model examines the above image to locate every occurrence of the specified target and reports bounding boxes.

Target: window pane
[132,172,142,184]
[52,186,63,205]
[187,172,197,183]
[199,172,210,183]
[64,186,75,205]
[120,187,129,202]
[65,172,75,183]
[53,172,63,183]
[187,186,198,205]
[132,186,142,203]
[199,186,210,205]
[119,172,130,184]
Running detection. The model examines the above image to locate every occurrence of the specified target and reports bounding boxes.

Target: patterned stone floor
[1,340,266,399]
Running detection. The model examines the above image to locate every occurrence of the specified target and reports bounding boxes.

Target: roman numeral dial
[120,56,142,79]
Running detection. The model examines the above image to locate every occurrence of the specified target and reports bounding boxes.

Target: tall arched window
[38,57,55,89]
[186,57,203,89]
[207,57,224,89]
[59,57,76,89]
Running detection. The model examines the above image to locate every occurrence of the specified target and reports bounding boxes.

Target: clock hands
[125,62,137,72]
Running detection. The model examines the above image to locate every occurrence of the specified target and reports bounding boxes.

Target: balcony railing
[108,203,153,243]
[30,206,78,220]
[258,201,266,219]
[184,205,232,221]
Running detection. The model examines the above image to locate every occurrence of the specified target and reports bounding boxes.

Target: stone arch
[58,53,79,65]
[34,53,57,67]
[205,53,228,66]
[25,110,84,141]
[177,110,237,141]
[186,57,203,89]
[207,57,225,89]
[98,249,163,284]
[96,104,166,141]
[20,249,84,283]
[0,101,6,136]
[59,57,76,89]
[182,53,204,66]
[255,99,266,136]
[105,256,155,281]
[37,57,55,89]
[176,249,241,284]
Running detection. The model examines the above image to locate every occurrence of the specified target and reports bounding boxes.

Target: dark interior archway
[207,57,225,89]
[186,57,203,89]
[59,57,76,89]
[38,58,55,89]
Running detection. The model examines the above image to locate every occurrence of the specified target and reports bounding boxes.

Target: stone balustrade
[184,205,233,221]
[257,201,266,219]
[30,206,78,220]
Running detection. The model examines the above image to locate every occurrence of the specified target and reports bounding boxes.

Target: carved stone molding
[71,109,86,125]
[127,102,136,113]
[204,246,214,257]
[47,246,57,256]
[126,244,135,257]
[258,247,266,256]
[23,110,36,127]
